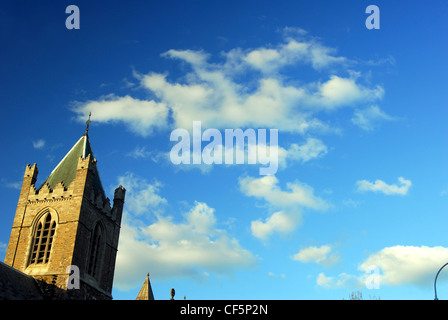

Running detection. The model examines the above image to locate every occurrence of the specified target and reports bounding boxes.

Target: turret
[18,163,38,204]
[112,185,126,225]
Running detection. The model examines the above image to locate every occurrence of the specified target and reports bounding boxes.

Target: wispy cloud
[1,178,22,190]
[241,33,347,73]
[113,173,256,290]
[250,210,300,241]
[116,203,257,290]
[365,54,396,67]
[292,245,340,266]
[0,242,7,256]
[281,137,328,165]
[72,94,169,137]
[117,172,167,216]
[240,175,328,210]
[71,28,386,137]
[356,176,412,195]
[126,145,152,159]
[6,181,21,190]
[268,271,286,279]
[352,105,395,131]
[239,175,328,240]
[316,272,360,289]
[32,139,46,149]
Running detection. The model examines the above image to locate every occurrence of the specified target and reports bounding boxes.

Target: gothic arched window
[30,210,57,265]
[88,223,104,278]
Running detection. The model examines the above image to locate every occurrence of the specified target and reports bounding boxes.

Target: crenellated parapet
[23,154,115,217]
[26,180,74,204]
[77,153,96,171]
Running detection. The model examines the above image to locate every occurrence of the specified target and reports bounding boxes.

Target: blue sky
[1,0,448,300]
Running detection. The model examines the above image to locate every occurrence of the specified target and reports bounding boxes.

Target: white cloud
[316,272,360,289]
[115,201,257,290]
[316,272,333,288]
[352,105,394,131]
[113,174,256,290]
[32,139,46,149]
[283,137,328,164]
[240,175,328,240]
[185,201,217,234]
[292,245,339,266]
[251,211,300,241]
[356,176,412,195]
[72,94,169,136]
[117,172,167,216]
[140,65,383,132]
[358,245,448,287]
[307,76,384,110]
[239,175,328,210]
[141,65,318,133]
[71,30,386,137]
[316,245,448,290]
[242,34,347,73]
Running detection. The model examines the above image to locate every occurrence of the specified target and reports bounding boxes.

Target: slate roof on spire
[136,273,155,300]
[38,134,106,202]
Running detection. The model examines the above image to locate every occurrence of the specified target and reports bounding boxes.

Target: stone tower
[4,124,125,299]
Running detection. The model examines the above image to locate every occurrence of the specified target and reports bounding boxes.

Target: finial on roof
[84,112,91,135]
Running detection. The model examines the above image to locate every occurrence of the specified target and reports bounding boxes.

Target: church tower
[4,117,125,299]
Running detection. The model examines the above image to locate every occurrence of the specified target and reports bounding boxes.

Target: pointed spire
[136,273,155,300]
[37,130,106,203]
[38,135,88,190]
[84,112,91,136]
